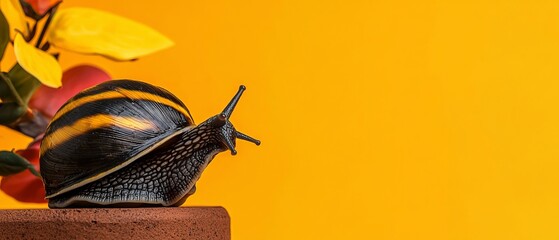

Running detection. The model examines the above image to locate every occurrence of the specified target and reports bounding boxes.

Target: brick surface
[0,207,230,240]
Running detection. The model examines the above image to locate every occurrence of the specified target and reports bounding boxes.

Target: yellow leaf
[14,33,61,88]
[47,7,174,61]
[0,0,28,38]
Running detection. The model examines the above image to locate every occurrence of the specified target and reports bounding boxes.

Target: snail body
[40,80,260,208]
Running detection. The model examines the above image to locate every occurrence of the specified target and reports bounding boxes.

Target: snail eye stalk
[210,113,227,128]
[223,136,237,155]
[221,85,246,119]
[236,131,261,146]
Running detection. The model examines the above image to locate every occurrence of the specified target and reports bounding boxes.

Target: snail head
[208,85,260,155]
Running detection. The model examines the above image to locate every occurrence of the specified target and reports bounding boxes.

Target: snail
[40,80,260,208]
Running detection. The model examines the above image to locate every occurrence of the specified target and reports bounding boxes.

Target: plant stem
[0,73,24,107]
[35,4,59,48]
[28,164,41,178]
[27,21,38,41]
[9,109,50,138]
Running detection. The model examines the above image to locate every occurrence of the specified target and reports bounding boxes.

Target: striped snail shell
[40,80,260,208]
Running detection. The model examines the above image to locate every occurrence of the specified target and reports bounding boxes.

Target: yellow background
[2,0,559,239]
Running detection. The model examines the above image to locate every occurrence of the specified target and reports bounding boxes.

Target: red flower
[30,65,112,118]
[25,0,56,15]
[1,65,111,203]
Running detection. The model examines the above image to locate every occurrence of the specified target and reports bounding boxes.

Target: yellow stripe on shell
[51,87,191,123]
[41,114,155,155]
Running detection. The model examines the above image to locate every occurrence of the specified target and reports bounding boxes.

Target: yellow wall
[2,0,559,239]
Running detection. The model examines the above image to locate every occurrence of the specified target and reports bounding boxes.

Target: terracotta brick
[0,207,230,239]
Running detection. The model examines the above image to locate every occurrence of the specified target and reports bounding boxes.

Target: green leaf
[0,72,12,100]
[0,72,28,125]
[8,63,41,103]
[0,10,10,60]
[0,150,35,176]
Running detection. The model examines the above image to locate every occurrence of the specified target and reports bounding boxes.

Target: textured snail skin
[40,80,259,208]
